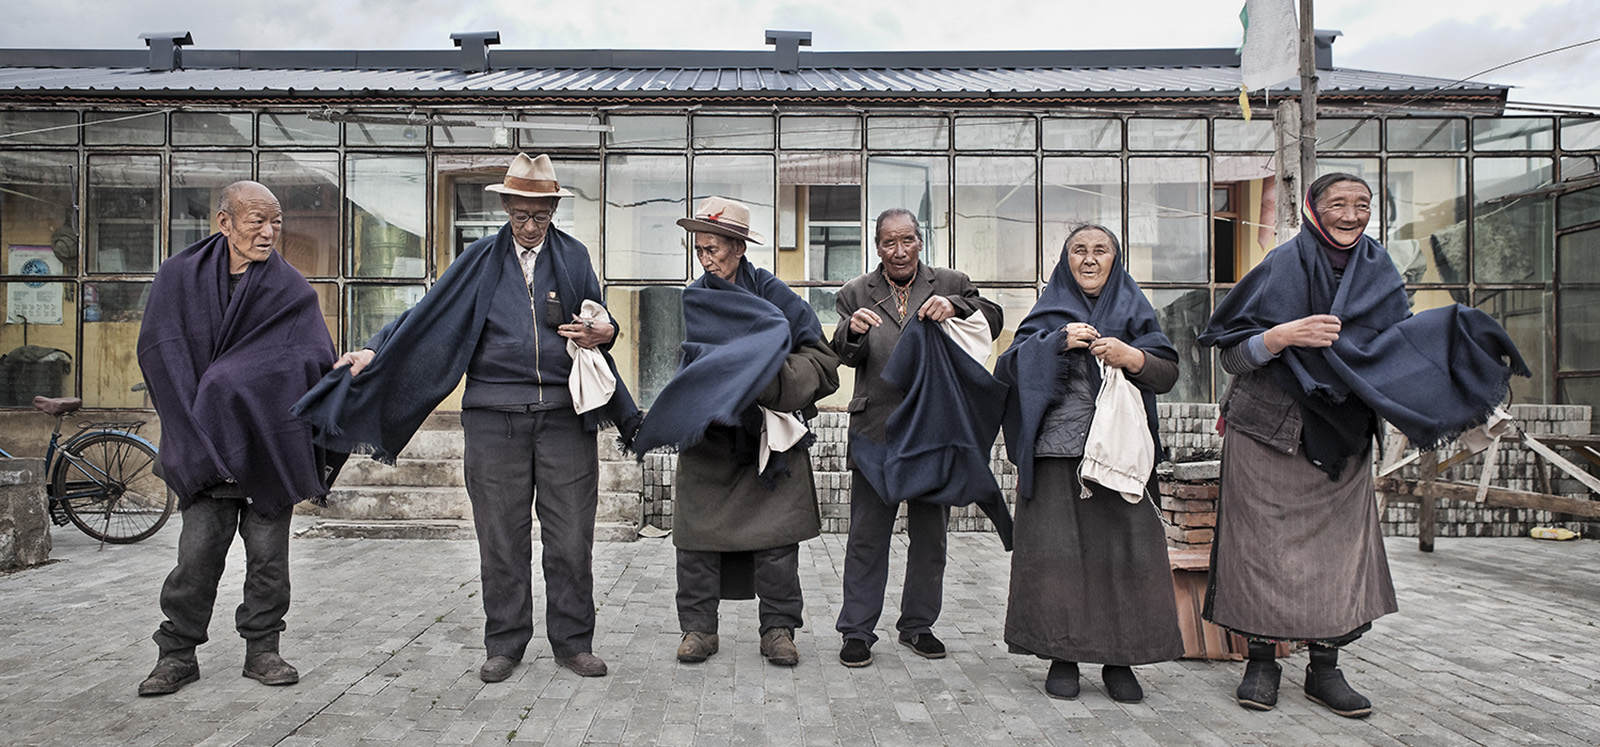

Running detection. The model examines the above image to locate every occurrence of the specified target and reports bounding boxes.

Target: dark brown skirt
[1004,458,1185,666]
[1204,431,1398,640]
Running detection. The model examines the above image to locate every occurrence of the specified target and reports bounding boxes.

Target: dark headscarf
[629,257,822,484]
[996,228,1177,503]
[1199,177,1529,479]
[138,233,339,517]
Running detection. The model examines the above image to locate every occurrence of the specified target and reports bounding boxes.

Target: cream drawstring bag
[1078,359,1154,503]
[567,299,617,414]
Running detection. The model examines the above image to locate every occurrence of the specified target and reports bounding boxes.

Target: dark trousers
[836,470,949,645]
[676,544,802,635]
[152,494,293,658]
[462,407,598,660]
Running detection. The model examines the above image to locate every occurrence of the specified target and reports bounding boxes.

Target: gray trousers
[152,494,293,658]
[676,544,802,635]
[836,470,949,645]
[462,407,598,660]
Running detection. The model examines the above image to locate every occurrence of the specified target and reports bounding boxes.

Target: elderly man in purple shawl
[136,181,340,696]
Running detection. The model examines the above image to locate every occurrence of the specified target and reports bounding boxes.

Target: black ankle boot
[1045,660,1080,700]
[1101,665,1144,703]
[1236,641,1281,711]
[1304,646,1372,718]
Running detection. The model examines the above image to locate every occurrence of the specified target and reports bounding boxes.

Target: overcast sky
[2,0,1597,109]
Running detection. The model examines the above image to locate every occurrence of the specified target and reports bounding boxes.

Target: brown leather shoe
[138,656,199,696]
[760,627,799,666]
[479,655,519,683]
[555,652,608,677]
[242,652,299,686]
[677,631,720,663]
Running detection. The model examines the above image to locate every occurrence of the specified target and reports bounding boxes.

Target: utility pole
[1298,0,1318,202]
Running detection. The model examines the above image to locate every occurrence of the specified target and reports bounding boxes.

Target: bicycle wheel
[53,431,174,543]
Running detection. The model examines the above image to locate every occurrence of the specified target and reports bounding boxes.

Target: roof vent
[1314,29,1342,70]
[138,31,193,72]
[450,31,501,73]
[764,30,812,73]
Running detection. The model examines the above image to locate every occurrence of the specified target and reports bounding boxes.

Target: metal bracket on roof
[764,30,812,74]
[450,31,501,73]
[138,31,193,72]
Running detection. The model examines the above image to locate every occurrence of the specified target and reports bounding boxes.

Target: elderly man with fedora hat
[630,196,839,667]
[295,153,640,683]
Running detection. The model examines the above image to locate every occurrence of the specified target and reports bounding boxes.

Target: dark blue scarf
[996,247,1176,503]
[138,233,340,517]
[291,224,640,464]
[629,258,821,484]
[1199,225,1529,479]
[850,315,1013,549]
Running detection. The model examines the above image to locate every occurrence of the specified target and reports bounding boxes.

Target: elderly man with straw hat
[294,153,640,684]
[630,196,840,667]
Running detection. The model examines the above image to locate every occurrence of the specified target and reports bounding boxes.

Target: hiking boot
[1045,660,1080,700]
[242,652,299,686]
[839,638,873,668]
[677,631,719,663]
[138,656,199,696]
[759,627,799,666]
[898,632,947,660]
[1101,665,1144,703]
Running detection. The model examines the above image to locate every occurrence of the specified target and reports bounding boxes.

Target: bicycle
[0,393,174,544]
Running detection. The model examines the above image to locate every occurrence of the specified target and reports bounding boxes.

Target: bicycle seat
[33,396,83,416]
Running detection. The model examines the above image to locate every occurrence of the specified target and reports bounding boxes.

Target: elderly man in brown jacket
[830,207,1003,667]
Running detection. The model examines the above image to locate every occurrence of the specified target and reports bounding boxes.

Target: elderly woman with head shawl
[1198,173,1528,718]
[630,196,840,669]
[996,224,1185,704]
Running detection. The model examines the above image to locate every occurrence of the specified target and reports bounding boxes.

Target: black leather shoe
[1304,665,1372,718]
[242,652,299,686]
[1236,658,1282,711]
[138,656,199,696]
[839,638,873,668]
[898,632,946,659]
[1045,660,1080,700]
[1101,665,1144,703]
[479,655,519,683]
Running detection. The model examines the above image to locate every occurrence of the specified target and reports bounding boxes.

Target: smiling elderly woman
[996,224,1185,704]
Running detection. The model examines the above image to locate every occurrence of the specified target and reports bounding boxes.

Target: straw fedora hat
[676,196,766,245]
[484,153,575,199]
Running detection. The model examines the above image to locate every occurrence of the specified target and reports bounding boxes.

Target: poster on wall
[7,245,65,325]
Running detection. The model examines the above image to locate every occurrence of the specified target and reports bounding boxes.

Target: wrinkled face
[217,184,282,273]
[694,233,745,282]
[503,195,559,248]
[1314,181,1373,246]
[1066,228,1117,297]
[875,214,921,282]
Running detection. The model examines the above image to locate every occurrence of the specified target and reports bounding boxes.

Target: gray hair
[873,208,922,245]
[1063,223,1122,257]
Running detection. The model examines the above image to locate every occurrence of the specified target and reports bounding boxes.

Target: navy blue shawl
[630,259,821,481]
[850,315,1013,549]
[996,248,1177,503]
[1199,226,1529,478]
[291,224,640,464]
[138,233,339,517]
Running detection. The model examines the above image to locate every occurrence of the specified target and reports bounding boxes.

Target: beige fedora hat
[484,153,575,199]
[676,196,766,245]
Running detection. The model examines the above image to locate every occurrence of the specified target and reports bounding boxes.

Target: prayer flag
[1239,0,1298,91]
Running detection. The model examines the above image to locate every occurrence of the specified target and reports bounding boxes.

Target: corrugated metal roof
[0,64,1503,101]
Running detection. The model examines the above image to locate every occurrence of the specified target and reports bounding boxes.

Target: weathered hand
[850,308,884,335]
[558,318,615,350]
[916,295,957,322]
[337,349,376,376]
[1089,336,1146,373]
[1061,322,1100,351]
[1265,314,1341,352]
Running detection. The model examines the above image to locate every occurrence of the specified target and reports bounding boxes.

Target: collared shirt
[515,238,544,288]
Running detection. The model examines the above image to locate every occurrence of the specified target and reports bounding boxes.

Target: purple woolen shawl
[137,232,339,517]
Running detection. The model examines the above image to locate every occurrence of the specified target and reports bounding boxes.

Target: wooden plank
[1418,450,1438,553]
[1375,476,1600,519]
[1522,434,1600,495]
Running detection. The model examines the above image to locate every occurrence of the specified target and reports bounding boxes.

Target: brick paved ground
[2,518,1598,746]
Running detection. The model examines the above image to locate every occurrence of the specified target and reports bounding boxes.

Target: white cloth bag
[938,312,993,363]
[1078,360,1155,503]
[566,299,617,414]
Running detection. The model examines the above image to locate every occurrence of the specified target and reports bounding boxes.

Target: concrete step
[309,486,472,520]
[293,518,641,542]
[340,458,465,487]
[395,429,466,460]
[598,459,642,494]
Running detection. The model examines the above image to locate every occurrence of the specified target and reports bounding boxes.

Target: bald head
[216,181,282,273]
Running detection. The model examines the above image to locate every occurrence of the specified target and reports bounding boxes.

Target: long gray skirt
[1004,458,1185,666]
[1204,431,1398,640]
